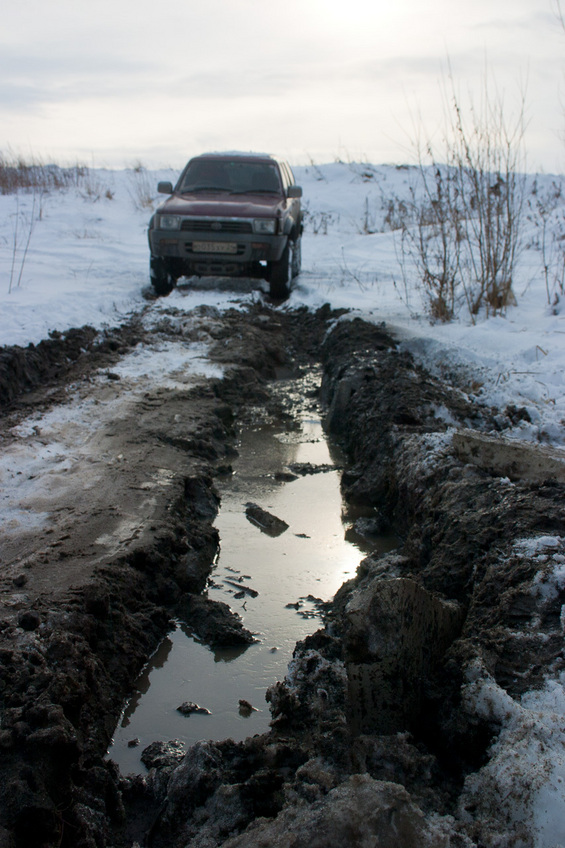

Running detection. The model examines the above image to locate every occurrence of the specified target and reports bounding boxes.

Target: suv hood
[159,191,285,219]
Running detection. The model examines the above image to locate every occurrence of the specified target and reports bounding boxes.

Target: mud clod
[141,740,186,770]
[344,575,464,735]
[176,595,257,648]
[238,700,257,717]
[244,503,289,536]
[177,702,212,716]
[17,611,40,631]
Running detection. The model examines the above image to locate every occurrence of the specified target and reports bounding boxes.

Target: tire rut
[0,304,563,848]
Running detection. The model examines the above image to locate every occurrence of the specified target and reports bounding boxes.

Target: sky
[2,0,565,172]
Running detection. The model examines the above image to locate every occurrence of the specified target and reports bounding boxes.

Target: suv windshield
[179,160,282,195]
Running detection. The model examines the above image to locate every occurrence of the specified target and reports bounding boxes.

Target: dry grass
[126,163,155,210]
[0,151,88,195]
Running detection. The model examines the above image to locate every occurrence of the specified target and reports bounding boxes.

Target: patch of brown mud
[0,303,341,848]
[0,382,226,597]
[0,383,226,848]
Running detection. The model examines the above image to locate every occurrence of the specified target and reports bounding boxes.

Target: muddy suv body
[148,152,303,299]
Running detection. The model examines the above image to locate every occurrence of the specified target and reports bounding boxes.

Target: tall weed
[394,76,526,322]
[526,179,565,310]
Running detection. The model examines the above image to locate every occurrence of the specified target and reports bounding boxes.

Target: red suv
[148,152,303,299]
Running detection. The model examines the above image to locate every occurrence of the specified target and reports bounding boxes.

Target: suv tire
[269,236,301,299]
[150,256,176,297]
[268,242,291,299]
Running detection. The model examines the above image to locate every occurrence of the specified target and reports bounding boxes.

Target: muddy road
[0,301,564,848]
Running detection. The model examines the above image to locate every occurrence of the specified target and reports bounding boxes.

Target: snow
[2,159,565,840]
[528,537,565,603]
[2,161,564,447]
[458,533,565,846]
[462,666,565,848]
[107,339,224,388]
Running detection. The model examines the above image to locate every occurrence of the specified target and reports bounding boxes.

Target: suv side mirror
[157,181,173,194]
[287,185,302,198]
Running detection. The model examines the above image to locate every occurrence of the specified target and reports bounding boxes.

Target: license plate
[192,241,237,254]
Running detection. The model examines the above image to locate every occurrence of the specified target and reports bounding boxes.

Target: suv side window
[276,162,289,193]
[280,162,293,190]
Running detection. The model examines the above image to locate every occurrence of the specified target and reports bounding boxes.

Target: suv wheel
[268,241,295,299]
[150,256,176,296]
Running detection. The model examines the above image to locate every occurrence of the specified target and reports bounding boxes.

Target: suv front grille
[181,219,253,234]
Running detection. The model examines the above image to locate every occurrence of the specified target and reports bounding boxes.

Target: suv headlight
[253,218,277,234]
[159,214,181,230]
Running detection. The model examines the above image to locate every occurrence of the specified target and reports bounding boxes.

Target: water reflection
[119,636,174,729]
[211,644,251,664]
[108,416,396,774]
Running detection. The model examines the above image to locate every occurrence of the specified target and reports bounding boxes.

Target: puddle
[108,415,397,774]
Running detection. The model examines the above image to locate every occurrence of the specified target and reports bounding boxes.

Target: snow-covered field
[2,161,565,845]
[1,160,564,449]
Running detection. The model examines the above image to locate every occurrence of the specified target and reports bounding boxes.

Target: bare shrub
[127,163,155,210]
[395,76,526,321]
[527,179,565,309]
[383,197,409,232]
[360,196,378,234]
[305,155,328,182]
[8,193,38,293]
[302,206,338,235]
[397,161,464,321]
[450,87,526,316]
[79,169,113,202]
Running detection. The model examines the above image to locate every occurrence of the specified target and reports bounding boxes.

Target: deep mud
[0,303,564,847]
[0,321,145,412]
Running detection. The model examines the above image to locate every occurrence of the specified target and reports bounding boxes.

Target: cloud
[0,0,562,171]
[471,9,557,32]
[0,46,159,111]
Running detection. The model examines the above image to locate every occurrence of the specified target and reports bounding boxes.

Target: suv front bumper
[149,225,288,268]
